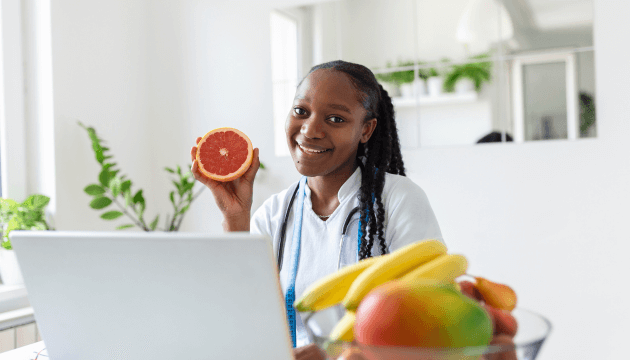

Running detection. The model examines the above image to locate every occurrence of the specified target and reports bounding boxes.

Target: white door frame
[511,50,578,142]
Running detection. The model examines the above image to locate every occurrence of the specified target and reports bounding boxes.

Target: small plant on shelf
[416,61,432,81]
[443,54,492,92]
[375,61,415,86]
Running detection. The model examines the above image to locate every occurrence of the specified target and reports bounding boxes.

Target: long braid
[378,85,406,176]
[304,60,406,260]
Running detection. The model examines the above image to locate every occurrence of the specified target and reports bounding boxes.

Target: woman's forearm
[222,212,251,232]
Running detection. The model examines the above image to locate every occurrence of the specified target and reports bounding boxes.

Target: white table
[0,342,46,360]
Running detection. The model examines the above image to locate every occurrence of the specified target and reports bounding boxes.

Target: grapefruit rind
[195,127,254,182]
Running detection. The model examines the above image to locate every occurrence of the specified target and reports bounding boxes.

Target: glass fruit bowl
[302,306,551,360]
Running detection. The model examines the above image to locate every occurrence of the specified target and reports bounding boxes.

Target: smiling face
[285,69,377,179]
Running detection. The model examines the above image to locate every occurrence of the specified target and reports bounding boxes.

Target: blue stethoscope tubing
[277,183,361,272]
[279,176,362,348]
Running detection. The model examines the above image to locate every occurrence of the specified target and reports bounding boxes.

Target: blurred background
[0,0,628,359]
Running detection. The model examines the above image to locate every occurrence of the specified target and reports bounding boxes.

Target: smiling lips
[297,141,331,154]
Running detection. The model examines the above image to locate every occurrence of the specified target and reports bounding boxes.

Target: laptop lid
[10,231,294,360]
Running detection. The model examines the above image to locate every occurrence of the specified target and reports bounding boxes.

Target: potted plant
[443,54,492,94]
[426,58,451,97]
[391,61,416,98]
[375,62,402,97]
[0,194,53,285]
[415,62,430,96]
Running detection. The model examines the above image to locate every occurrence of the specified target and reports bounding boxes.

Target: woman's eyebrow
[327,103,351,113]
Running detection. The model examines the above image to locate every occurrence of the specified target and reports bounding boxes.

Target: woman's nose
[300,116,325,139]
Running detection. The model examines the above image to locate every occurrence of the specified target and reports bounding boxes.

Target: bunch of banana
[293,239,469,343]
[294,256,381,312]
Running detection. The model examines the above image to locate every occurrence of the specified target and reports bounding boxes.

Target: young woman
[191,60,443,357]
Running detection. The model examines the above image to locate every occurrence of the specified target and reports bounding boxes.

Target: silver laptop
[10,231,294,360]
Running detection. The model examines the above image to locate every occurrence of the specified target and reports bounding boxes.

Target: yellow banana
[294,256,381,312]
[342,239,447,310]
[329,311,356,342]
[399,253,468,284]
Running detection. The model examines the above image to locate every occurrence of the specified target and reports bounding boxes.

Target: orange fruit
[195,127,254,182]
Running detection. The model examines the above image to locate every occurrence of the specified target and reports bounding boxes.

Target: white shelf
[392,92,478,107]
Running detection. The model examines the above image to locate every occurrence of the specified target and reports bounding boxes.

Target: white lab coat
[250,167,443,347]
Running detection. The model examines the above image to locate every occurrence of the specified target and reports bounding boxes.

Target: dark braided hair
[303,60,406,259]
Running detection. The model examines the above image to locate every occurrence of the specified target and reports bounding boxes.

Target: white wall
[51,0,154,231]
[51,0,301,234]
[47,0,629,359]
[405,3,629,359]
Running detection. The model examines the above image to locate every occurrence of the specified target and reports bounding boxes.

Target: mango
[353,280,493,349]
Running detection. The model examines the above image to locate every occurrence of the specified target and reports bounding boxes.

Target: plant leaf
[99,169,112,187]
[101,210,123,220]
[138,201,146,219]
[6,217,20,234]
[81,124,105,164]
[90,196,112,210]
[120,180,132,193]
[84,184,106,196]
[133,190,144,204]
[116,224,135,230]
[179,204,190,215]
[149,215,159,231]
[29,195,50,209]
[124,190,133,207]
[172,181,184,196]
[31,221,48,230]
[164,167,175,173]
[109,177,122,197]
[0,198,18,212]
[3,217,20,248]
[21,195,36,209]
[169,191,175,205]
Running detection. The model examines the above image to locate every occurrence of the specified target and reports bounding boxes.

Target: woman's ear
[361,118,378,143]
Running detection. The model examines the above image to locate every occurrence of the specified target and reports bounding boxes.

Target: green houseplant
[389,61,416,86]
[375,61,430,98]
[426,58,451,96]
[0,194,53,284]
[0,194,53,250]
[79,122,203,231]
[443,54,492,93]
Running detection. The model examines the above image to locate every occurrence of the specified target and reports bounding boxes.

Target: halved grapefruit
[195,127,254,182]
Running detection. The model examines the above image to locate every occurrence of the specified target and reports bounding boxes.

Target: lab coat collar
[303,166,362,204]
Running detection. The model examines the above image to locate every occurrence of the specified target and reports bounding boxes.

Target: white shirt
[250,167,443,347]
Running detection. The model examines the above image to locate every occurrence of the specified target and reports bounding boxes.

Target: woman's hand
[293,344,326,360]
[190,137,260,231]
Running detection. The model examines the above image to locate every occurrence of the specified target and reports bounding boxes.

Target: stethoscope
[280,176,364,348]
[276,183,361,272]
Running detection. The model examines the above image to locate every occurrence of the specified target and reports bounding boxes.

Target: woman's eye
[294,107,306,116]
[329,116,344,124]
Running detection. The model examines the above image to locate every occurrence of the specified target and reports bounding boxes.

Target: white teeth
[298,144,328,154]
